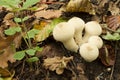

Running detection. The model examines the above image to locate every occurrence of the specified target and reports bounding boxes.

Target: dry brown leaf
[0,67,11,77]
[91,0,108,14]
[35,10,62,19]
[4,13,14,20]
[2,13,16,27]
[108,2,120,15]
[13,33,22,48]
[0,35,15,51]
[106,15,120,30]
[0,46,16,68]
[66,0,95,15]
[36,43,64,58]
[99,45,115,66]
[43,56,73,74]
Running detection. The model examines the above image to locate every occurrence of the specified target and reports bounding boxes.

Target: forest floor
[0,0,120,80]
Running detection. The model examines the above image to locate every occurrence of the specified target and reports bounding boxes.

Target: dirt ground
[0,0,120,80]
[10,37,120,80]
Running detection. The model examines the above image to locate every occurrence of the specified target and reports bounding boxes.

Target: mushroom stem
[67,17,85,46]
[53,22,78,52]
[63,38,78,52]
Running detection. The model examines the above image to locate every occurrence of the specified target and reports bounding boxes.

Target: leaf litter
[0,0,120,80]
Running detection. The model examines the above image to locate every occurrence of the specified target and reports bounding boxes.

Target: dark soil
[9,37,120,80]
[1,0,120,80]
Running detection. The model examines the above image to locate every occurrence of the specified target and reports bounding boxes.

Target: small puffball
[53,22,78,52]
[67,17,85,45]
[82,21,102,43]
[53,22,75,42]
[79,43,99,62]
[88,36,103,49]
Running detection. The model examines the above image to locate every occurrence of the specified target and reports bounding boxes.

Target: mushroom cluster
[53,17,103,62]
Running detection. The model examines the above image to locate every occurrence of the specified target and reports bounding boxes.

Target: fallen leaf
[102,31,120,41]
[3,13,16,27]
[35,10,62,19]
[35,18,65,42]
[0,35,15,51]
[0,46,16,68]
[34,20,49,30]
[0,67,11,77]
[108,1,120,15]
[4,13,14,20]
[99,45,115,66]
[43,56,73,75]
[13,33,22,48]
[106,15,120,30]
[91,0,108,14]
[66,0,95,15]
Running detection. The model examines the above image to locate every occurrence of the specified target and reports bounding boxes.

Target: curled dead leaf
[43,56,73,75]
[4,13,14,20]
[56,68,64,75]
[0,67,11,77]
[99,45,115,66]
[66,0,95,15]
[0,46,16,68]
[108,1,120,15]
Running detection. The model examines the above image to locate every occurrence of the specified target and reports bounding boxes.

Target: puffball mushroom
[82,21,102,43]
[53,22,78,52]
[79,43,99,62]
[67,17,85,46]
[88,36,103,49]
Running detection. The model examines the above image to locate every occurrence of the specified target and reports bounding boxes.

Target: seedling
[1,0,42,62]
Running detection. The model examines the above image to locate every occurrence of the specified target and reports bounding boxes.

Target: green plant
[102,29,120,41]
[14,46,42,62]
[0,0,40,12]
[2,0,42,62]
[4,27,21,35]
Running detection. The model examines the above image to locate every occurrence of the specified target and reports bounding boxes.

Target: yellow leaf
[34,18,65,42]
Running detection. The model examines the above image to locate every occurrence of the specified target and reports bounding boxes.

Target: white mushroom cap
[67,17,85,45]
[88,36,103,49]
[79,43,99,62]
[82,21,102,43]
[53,22,75,41]
[53,22,78,52]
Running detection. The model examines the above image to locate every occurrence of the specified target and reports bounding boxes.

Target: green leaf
[26,57,39,63]
[22,0,39,9]
[26,49,36,56]
[14,17,22,23]
[22,17,29,22]
[15,27,21,32]
[0,0,20,9]
[14,17,29,23]
[0,78,3,80]
[25,29,40,39]
[4,28,16,35]
[102,32,120,41]
[33,46,43,52]
[4,27,21,35]
[14,51,25,60]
